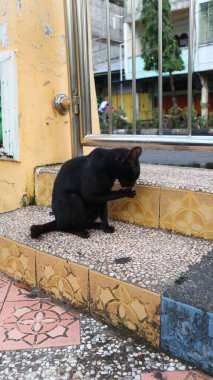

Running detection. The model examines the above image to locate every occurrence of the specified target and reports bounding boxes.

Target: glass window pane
[89,0,212,138]
[199,3,208,44]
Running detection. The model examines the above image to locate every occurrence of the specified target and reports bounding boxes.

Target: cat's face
[116,147,142,188]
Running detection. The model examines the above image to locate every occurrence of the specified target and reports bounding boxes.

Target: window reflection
[90,0,213,137]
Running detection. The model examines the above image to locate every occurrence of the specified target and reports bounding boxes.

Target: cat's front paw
[120,188,136,198]
[79,230,90,239]
[103,225,115,233]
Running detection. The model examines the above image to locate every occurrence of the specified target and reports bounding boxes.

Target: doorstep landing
[35,164,213,240]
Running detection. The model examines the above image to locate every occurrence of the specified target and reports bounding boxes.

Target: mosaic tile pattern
[36,251,89,310]
[0,274,80,351]
[160,189,213,240]
[109,184,160,228]
[0,236,36,286]
[90,271,161,347]
[35,172,56,207]
[0,299,80,350]
[161,297,213,374]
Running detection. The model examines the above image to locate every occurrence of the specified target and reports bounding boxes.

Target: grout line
[0,274,11,312]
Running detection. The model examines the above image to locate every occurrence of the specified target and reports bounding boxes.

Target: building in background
[91,0,213,131]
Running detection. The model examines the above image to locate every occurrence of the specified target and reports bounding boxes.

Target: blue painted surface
[126,48,189,80]
[161,297,213,375]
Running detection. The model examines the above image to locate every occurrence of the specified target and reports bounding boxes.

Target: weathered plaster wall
[0,0,71,212]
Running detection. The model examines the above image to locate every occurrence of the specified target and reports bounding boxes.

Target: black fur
[30,146,142,239]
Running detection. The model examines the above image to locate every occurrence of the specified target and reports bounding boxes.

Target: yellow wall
[106,93,152,123]
[0,0,72,212]
[139,93,152,121]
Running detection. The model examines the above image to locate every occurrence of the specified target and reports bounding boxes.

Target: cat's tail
[30,220,57,239]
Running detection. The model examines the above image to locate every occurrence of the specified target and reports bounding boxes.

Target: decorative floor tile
[0,236,36,286]
[0,298,80,350]
[160,189,213,240]
[6,282,32,302]
[90,270,161,347]
[0,274,10,303]
[141,370,213,379]
[0,274,80,351]
[36,250,89,310]
[6,281,49,302]
[109,184,160,228]
[161,297,213,374]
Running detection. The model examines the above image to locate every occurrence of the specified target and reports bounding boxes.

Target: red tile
[0,275,10,303]
[0,299,80,350]
[141,371,213,380]
[6,282,32,302]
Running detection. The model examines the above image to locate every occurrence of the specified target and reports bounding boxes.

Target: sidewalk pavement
[0,274,212,380]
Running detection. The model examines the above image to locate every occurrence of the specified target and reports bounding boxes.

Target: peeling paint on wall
[61,35,66,47]
[17,0,22,17]
[45,24,53,35]
[60,35,67,62]
[0,23,9,47]
[0,0,71,213]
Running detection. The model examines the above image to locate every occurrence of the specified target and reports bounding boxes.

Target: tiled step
[0,206,212,375]
[35,164,213,240]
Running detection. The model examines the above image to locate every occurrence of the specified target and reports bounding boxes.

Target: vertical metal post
[64,0,82,157]
[76,0,92,136]
[106,0,112,134]
[158,0,163,135]
[119,43,124,109]
[187,0,194,136]
[132,0,136,134]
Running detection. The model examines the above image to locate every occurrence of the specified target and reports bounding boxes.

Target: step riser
[0,235,212,375]
[35,171,213,240]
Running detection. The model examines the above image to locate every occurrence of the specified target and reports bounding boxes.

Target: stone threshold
[0,206,212,375]
[35,165,213,240]
[36,163,213,193]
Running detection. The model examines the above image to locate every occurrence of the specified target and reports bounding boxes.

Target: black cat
[30,146,142,239]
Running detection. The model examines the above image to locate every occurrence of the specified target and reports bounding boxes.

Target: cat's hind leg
[30,220,57,238]
[54,193,92,238]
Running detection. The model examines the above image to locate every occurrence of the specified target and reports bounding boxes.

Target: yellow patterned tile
[36,251,89,310]
[109,184,160,228]
[160,189,213,240]
[89,271,160,347]
[0,236,36,285]
[35,172,56,207]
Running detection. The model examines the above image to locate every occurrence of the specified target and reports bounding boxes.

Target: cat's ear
[128,146,142,161]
